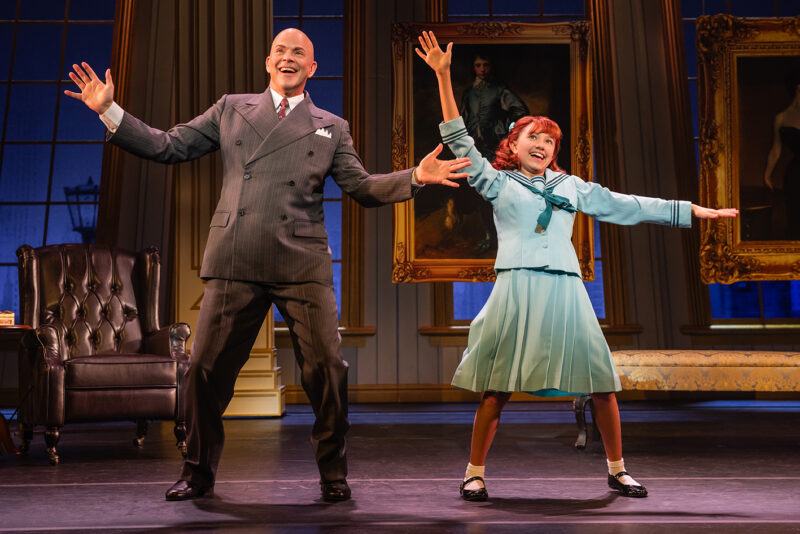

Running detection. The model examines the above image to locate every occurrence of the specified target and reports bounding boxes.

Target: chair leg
[44,427,60,465]
[174,421,187,458]
[19,425,33,455]
[0,414,19,455]
[133,420,148,448]
[573,395,592,449]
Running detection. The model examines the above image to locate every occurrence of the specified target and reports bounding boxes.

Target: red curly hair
[492,116,565,173]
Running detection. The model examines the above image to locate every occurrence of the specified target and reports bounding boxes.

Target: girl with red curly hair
[416,31,738,502]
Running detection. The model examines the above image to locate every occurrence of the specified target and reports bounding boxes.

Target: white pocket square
[315,128,332,139]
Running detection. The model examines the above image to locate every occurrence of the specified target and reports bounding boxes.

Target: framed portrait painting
[698,15,800,283]
[391,22,594,283]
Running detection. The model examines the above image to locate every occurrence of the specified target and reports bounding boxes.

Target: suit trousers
[180,278,349,487]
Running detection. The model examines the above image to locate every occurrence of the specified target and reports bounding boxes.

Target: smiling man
[65,28,470,503]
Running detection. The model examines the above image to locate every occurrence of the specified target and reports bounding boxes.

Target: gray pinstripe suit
[109,90,416,486]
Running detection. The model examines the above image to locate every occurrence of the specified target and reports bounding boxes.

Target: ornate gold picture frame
[391,22,594,283]
[698,15,800,283]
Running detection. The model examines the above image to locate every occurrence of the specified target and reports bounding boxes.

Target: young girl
[416,31,738,501]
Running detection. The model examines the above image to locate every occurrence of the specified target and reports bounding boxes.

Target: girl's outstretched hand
[415,30,452,75]
[691,205,739,218]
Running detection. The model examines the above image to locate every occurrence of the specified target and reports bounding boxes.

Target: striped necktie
[277,97,289,119]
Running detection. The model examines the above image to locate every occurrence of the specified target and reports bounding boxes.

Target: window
[0,0,116,323]
[272,0,344,322]
[681,0,800,323]
[445,0,601,326]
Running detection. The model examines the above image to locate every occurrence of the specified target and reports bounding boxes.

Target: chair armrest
[18,325,66,426]
[143,323,191,361]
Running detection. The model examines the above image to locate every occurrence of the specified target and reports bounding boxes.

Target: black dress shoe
[165,480,213,501]
[459,476,488,501]
[608,471,648,498]
[321,479,351,502]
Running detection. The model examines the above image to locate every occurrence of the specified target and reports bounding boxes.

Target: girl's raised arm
[415,31,459,122]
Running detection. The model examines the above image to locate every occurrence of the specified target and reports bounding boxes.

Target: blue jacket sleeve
[574,176,692,228]
[439,116,507,202]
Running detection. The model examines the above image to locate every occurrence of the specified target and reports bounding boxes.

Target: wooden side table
[0,325,31,456]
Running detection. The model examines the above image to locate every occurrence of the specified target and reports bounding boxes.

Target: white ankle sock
[464,463,485,490]
[607,458,640,486]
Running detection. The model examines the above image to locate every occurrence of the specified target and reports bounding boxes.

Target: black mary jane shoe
[321,479,351,502]
[459,476,489,502]
[165,480,214,501]
[608,471,648,498]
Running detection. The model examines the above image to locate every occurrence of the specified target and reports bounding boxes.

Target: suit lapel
[244,92,334,166]
[233,91,278,141]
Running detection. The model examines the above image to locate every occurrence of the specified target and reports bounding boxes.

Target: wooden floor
[1,400,800,533]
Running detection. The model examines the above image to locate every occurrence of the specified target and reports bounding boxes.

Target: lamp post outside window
[64,176,100,244]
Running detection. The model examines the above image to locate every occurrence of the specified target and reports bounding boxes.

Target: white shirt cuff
[99,102,124,133]
[411,167,424,186]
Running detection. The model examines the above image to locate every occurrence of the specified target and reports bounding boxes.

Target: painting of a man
[461,53,530,160]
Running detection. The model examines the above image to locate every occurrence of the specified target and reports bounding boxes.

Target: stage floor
[1,401,799,533]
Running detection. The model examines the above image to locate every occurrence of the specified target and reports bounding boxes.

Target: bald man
[66,28,469,502]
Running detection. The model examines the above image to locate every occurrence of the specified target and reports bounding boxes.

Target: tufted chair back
[17,244,160,359]
[15,244,190,465]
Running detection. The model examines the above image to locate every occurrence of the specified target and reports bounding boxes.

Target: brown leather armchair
[16,244,189,465]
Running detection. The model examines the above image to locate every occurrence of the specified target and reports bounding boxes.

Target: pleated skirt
[451,268,621,396]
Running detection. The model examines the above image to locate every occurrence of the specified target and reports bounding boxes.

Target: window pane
[323,200,341,260]
[19,0,65,20]
[688,80,698,138]
[0,83,6,125]
[709,282,761,319]
[681,0,703,18]
[57,93,105,139]
[542,0,585,15]
[46,203,97,245]
[332,261,341,320]
[0,205,46,262]
[51,143,103,201]
[323,175,341,199]
[702,0,729,14]
[68,0,116,20]
[302,19,342,77]
[0,144,52,201]
[493,0,539,15]
[0,3,16,20]
[0,24,12,78]
[453,281,493,321]
[779,1,800,17]
[584,260,605,319]
[273,18,299,37]
[683,22,696,79]
[305,79,341,116]
[273,0,299,17]
[303,0,343,16]
[13,24,63,80]
[0,266,20,323]
[6,83,58,140]
[448,0,490,16]
[729,0,777,17]
[62,23,113,79]
[762,281,800,319]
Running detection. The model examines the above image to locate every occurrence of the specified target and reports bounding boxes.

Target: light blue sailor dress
[440,117,692,396]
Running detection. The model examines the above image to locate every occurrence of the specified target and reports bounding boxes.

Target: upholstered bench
[573,350,800,448]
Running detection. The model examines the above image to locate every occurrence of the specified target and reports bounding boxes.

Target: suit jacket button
[307,150,314,156]
[235,139,242,145]
[244,173,251,180]
[239,209,246,216]
[281,215,288,221]
[288,180,295,186]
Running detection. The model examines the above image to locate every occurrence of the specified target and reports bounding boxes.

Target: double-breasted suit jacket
[108,90,416,283]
